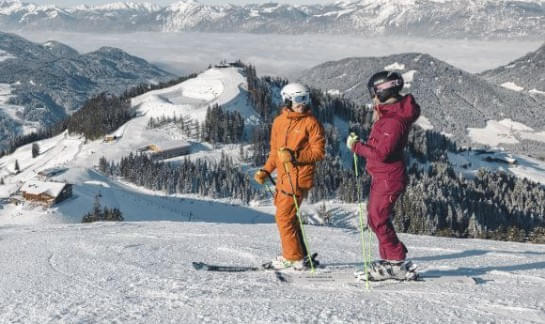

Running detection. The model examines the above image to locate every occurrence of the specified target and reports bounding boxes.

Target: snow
[153,140,190,151]
[314,8,356,18]
[0,83,39,135]
[327,89,341,96]
[449,150,545,186]
[133,67,258,124]
[402,70,417,83]
[384,62,405,71]
[0,49,16,62]
[0,67,263,224]
[415,115,433,130]
[501,81,524,92]
[90,2,160,12]
[0,53,543,322]
[467,119,545,147]
[0,83,12,103]
[0,221,544,322]
[529,88,545,96]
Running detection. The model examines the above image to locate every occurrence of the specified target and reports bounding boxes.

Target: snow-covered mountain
[0,0,544,39]
[0,67,263,225]
[0,32,174,150]
[480,43,545,97]
[298,51,545,156]
[1,65,544,226]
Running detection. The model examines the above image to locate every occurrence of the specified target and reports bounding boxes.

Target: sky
[26,0,335,7]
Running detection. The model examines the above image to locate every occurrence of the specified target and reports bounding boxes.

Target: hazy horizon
[16,31,543,78]
[20,0,337,7]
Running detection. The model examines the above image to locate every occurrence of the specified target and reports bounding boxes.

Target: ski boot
[264,256,306,271]
[354,260,418,281]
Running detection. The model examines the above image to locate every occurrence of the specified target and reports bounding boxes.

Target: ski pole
[248,170,276,199]
[353,151,371,290]
[282,162,315,273]
[264,172,277,198]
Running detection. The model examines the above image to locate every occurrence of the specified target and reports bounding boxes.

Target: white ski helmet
[280,83,311,107]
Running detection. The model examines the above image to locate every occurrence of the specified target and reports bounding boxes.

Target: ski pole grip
[260,169,276,186]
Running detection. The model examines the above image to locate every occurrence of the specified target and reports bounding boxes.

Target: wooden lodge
[19,180,73,206]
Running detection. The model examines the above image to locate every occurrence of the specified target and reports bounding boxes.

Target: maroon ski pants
[367,177,408,261]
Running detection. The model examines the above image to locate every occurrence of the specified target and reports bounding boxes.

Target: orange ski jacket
[262,107,325,195]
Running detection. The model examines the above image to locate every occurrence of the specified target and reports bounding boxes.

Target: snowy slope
[0,221,544,323]
[0,67,263,225]
[448,150,545,186]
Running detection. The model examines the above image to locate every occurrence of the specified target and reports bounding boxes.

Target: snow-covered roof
[20,180,68,198]
[157,141,190,151]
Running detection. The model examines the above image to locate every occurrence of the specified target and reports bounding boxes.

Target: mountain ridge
[0,0,544,39]
[0,31,175,149]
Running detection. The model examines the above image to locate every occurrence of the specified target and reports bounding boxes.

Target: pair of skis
[191,260,420,283]
[192,260,477,286]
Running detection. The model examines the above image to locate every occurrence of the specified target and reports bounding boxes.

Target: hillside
[298,52,545,157]
[0,67,265,225]
[0,32,174,149]
[0,63,544,322]
[480,43,545,96]
[0,221,544,322]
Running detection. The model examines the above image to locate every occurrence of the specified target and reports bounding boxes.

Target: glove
[254,169,268,185]
[278,147,296,164]
[346,132,359,151]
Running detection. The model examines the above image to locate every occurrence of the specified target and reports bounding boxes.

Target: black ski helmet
[367,71,404,102]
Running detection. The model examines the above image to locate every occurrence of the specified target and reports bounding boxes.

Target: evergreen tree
[31,143,40,158]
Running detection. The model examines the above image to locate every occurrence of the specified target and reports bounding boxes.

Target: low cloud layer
[16,31,543,78]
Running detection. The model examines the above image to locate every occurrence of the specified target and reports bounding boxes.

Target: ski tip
[262,261,273,270]
[192,262,205,270]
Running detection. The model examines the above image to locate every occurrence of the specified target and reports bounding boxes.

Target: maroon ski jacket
[352,94,420,183]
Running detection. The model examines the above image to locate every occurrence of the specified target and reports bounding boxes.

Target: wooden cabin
[20,180,73,206]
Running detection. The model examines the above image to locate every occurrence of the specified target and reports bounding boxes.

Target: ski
[192,262,261,272]
[192,261,289,282]
[193,253,320,273]
[281,270,477,286]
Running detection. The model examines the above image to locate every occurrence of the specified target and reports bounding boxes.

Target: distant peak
[89,1,160,11]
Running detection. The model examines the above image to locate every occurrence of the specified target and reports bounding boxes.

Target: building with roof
[141,141,191,161]
[19,180,73,206]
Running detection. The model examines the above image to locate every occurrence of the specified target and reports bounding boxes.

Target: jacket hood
[377,94,420,124]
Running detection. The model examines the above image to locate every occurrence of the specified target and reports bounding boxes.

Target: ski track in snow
[0,222,544,323]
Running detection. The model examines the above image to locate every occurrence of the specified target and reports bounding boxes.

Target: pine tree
[32,143,40,158]
[14,160,20,173]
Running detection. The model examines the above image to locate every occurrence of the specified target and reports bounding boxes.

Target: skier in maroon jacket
[346,71,421,281]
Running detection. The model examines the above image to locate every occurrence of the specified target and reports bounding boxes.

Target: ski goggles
[291,94,310,105]
[368,79,402,97]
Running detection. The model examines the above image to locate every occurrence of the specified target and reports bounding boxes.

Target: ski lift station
[140,141,191,161]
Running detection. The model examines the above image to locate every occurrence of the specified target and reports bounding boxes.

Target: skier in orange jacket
[254,83,325,270]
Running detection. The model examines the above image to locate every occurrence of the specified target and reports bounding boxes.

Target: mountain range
[480,43,545,95]
[0,32,174,149]
[299,44,545,155]
[0,0,544,39]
